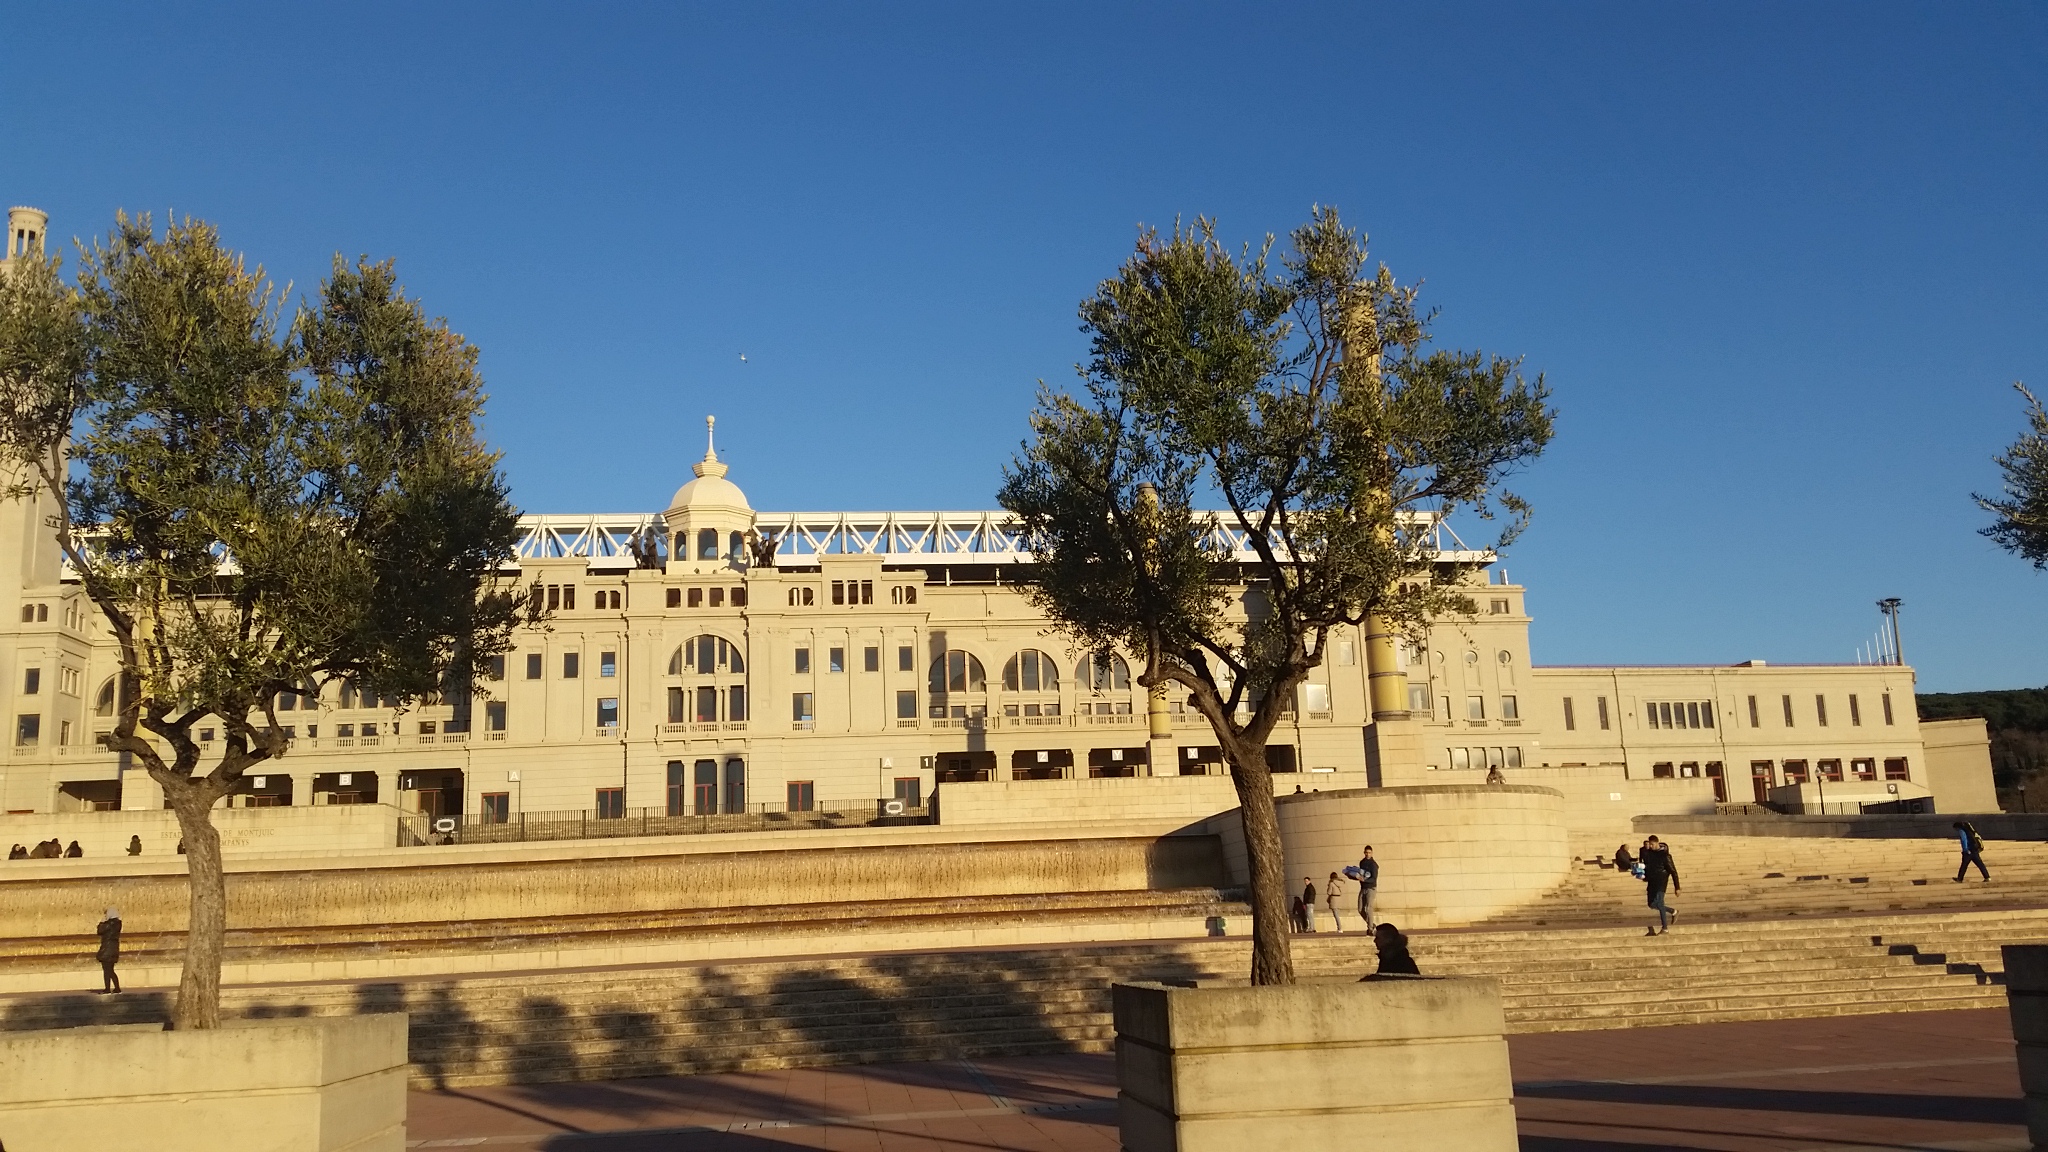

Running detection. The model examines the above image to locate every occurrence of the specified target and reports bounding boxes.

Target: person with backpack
[1352,845,1380,933]
[1953,821,1990,882]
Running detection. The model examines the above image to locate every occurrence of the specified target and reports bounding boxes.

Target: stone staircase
[1,904,2032,1089]
[1490,833,2048,928]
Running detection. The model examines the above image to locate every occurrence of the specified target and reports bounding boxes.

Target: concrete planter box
[0,1013,407,1152]
[1113,977,1516,1152]
[2004,944,2048,1147]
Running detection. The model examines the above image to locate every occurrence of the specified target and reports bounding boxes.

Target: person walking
[1953,821,1990,882]
[1640,835,1680,935]
[1301,877,1320,932]
[94,907,122,995]
[1323,872,1346,933]
[1355,845,1380,933]
[1372,923,1420,975]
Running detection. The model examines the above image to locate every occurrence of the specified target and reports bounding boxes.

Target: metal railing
[399,798,931,846]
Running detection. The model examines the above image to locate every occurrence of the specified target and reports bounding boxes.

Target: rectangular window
[1819,758,1843,782]
[787,780,815,812]
[1504,747,1523,769]
[21,668,38,695]
[1489,597,1509,614]
[563,652,580,679]
[1336,640,1356,666]
[831,580,845,605]
[1487,747,1505,771]
[563,586,576,611]
[599,651,617,678]
[899,645,914,672]
[1884,757,1910,780]
[526,653,543,679]
[1500,695,1519,721]
[596,698,619,727]
[1597,697,1610,730]
[688,587,703,608]
[1562,697,1575,731]
[546,584,559,611]
[1659,702,1674,729]
[896,690,918,719]
[1652,762,1675,779]
[1303,683,1331,713]
[1815,695,1828,727]
[859,580,874,605]
[1747,695,1759,727]
[667,686,684,723]
[1701,701,1714,728]
[1848,694,1861,726]
[829,647,845,673]
[485,701,507,731]
[487,655,506,681]
[337,723,354,738]
[1883,693,1894,725]
[727,685,747,721]
[795,648,810,674]
[1408,683,1431,713]
[14,715,37,746]
[480,793,509,823]
[1467,695,1485,720]
[694,686,718,723]
[1782,694,1795,726]
[666,588,682,608]
[792,692,814,722]
[732,587,747,608]
[864,646,880,673]
[595,787,624,819]
[1852,757,1876,780]
[1685,702,1700,729]
[419,720,437,736]
[709,587,724,608]
[693,759,717,814]
[894,777,923,807]
[1450,747,1470,770]
[1783,759,1809,783]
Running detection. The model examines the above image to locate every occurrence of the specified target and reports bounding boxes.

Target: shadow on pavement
[1517,1080,2023,1126]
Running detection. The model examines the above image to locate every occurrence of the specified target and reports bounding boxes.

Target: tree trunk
[166,794,225,1029]
[1227,746,1295,985]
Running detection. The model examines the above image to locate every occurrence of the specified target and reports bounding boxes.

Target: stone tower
[1,206,49,274]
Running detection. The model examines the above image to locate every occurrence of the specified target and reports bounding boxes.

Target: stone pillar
[290,773,313,808]
[1114,977,1518,1151]
[2004,944,2048,1149]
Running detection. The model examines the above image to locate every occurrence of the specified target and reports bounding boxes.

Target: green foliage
[1001,208,1554,737]
[1977,383,2048,566]
[1919,687,2048,792]
[0,212,527,791]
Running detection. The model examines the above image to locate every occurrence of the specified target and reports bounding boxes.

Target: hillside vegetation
[1919,687,2048,798]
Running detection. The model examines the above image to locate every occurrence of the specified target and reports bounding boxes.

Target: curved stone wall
[1276,784,1568,930]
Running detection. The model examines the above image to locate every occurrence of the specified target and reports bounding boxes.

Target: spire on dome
[693,414,728,479]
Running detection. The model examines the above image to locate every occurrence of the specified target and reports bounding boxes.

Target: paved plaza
[407,1007,2026,1151]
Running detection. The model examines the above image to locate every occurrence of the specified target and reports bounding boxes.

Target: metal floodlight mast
[1875,598,1905,667]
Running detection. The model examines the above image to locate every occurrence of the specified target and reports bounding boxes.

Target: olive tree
[0,214,528,1027]
[999,208,1553,984]
[1978,382,2048,566]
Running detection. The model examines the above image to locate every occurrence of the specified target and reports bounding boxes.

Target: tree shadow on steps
[415,983,485,1090]
[0,990,170,1030]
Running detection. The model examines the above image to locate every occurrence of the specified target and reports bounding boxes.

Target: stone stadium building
[0,203,1995,847]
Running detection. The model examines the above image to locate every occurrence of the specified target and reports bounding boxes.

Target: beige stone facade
[0,423,1989,830]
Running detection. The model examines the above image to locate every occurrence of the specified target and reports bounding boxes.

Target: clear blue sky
[5,3,2044,692]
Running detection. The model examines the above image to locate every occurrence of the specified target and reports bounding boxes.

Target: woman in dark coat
[95,907,122,994]
[1372,923,1420,975]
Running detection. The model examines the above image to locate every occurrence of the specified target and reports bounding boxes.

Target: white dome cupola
[664,416,754,572]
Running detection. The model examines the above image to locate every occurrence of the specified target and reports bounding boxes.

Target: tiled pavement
[407,1008,2028,1151]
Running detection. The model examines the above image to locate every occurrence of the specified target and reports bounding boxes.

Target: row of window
[1443,746,1525,771]
[785,584,920,607]
[1555,693,1901,733]
[1646,757,1914,802]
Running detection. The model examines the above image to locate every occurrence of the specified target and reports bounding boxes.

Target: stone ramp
[2,905,2033,1089]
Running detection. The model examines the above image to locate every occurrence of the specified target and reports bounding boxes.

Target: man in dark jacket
[1641,836,1680,935]
[1953,821,1989,882]
[1300,877,1320,932]
[95,907,122,994]
[1356,846,1380,933]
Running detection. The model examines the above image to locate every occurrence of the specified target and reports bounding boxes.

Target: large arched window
[929,650,986,695]
[668,635,745,676]
[93,678,116,717]
[1002,650,1061,692]
[697,528,719,560]
[1078,653,1130,692]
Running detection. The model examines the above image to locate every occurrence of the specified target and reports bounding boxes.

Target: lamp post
[1876,598,1905,666]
